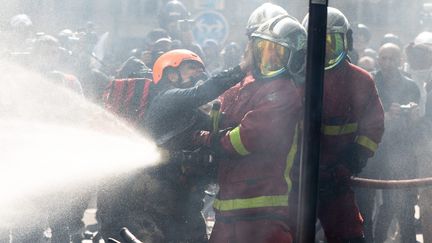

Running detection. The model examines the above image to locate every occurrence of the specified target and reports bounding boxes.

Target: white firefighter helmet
[302,7,352,70]
[302,7,351,35]
[10,14,33,28]
[251,15,307,81]
[414,31,432,46]
[246,3,288,37]
[326,7,351,36]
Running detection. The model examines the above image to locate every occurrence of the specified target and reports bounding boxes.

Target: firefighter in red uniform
[302,7,385,243]
[195,15,307,243]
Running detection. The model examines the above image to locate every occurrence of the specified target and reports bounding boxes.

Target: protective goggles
[253,38,290,78]
[325,33,346,70]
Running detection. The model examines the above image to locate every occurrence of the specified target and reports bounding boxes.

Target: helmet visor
[253,38,289,77]
[325,33,346,69]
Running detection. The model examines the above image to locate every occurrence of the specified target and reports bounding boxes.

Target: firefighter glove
[341,143,369,175]
[178,148,217,178]
[193,128,231,154]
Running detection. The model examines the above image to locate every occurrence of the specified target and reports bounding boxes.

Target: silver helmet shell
[251,15,307,81]
[246,3,288,36]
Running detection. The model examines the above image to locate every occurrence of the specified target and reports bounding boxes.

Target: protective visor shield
[253,38,290,78]
[325,33,346,70]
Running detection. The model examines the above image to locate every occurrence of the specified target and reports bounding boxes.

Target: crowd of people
[3,1,432,243]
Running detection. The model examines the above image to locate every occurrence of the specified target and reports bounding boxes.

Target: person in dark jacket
[145,49,250,150]
[373,43,421,243]
[140,48,251,242]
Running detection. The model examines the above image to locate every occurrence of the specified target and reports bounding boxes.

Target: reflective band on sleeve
[284,124,299,193]
[355,135,378,152]
[322,122,358,135]
[213,124,299,212]
[213,195,288,211]
[229,126,250,156]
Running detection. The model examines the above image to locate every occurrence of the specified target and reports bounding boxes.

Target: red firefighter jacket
[320,61,384,167]
[213,74,302,218]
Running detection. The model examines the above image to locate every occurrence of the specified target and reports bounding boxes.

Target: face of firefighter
[325,33,346,70]
[253,38,289,78]
[173,61,206,88]
[378,43,401,75]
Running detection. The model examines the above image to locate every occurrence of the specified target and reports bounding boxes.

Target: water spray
[0,60,161,229]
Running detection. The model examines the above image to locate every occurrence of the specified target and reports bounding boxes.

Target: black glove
[169,148,212,163]
[340,143,369,175]
[170,148,217,178]
[182,147,214,165]
[193,127,232,157]
[213,65,247,90]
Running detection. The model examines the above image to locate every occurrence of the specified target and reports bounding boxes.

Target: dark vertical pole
[296,1,328,243]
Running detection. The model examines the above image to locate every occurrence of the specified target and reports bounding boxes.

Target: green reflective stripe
[322,122,358,135]
[284,124,299,193]
[213,195,288,211]
[229,126,250,156]
[355,135,378,152]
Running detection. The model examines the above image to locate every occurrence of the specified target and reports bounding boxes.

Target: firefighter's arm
[355,75,385,158]
[216,87,301,157]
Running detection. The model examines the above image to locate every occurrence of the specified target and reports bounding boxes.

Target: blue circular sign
[192,10,229,46]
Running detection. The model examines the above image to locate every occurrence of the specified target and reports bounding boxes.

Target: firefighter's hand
[169,148,213,164]
[193,130,213,147]
[193,129,231,152]
[180,148,216,177]
[341,143,369,175]
[183,148,213,164]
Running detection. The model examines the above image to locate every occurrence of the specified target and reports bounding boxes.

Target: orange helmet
[152,49,204,84]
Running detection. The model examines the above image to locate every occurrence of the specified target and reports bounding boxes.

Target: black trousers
[374,189,417,243]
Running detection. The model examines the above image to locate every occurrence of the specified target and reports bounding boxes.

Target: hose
[351,176,432,189]
[120,227,144,243]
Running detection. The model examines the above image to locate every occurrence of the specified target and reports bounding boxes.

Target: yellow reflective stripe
[284,124,299,193]
[322,122,358,135]
[229,126,250,156]
[213,195,288,211]
[214,124,299,212]
[355,135,378,152]
[210,109,220,132]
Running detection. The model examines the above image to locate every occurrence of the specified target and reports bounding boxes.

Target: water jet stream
[0,61,160,229]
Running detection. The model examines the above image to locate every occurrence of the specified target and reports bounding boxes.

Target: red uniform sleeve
[219,81,302,156]
[351,66,385,157]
